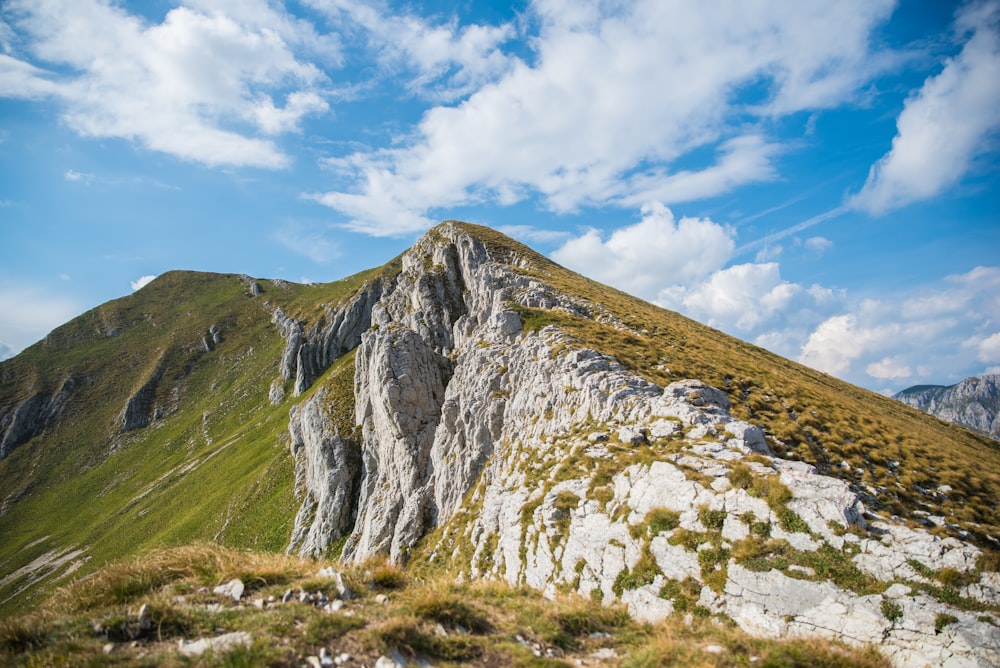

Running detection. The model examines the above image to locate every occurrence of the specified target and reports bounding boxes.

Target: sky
[0,0,998,395]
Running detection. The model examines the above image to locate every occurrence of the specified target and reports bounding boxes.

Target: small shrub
[934,613,958,634]
[304,614,365,644]
[0,614,48,653]
[412,593,491,634]
[658,577,702,613]
[751,520,772,538]
[777,508,811,534]
[749,476,792,511]
[729,462,754,489]
[612,549,661,596]
[646,507,681,534]
[880,599,903,623]
[371,562,408,590]
[668,528,705,552]
[698,506,727,531]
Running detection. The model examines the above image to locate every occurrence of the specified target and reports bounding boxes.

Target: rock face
[0,378,75,460]
[281,223,1000,667]
[895,375,1000,440]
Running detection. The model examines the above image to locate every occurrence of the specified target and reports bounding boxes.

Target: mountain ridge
[2,221,999,665]
[895,375,1000,441]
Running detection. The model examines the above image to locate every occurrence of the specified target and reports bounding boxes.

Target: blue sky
[0,0,998,394]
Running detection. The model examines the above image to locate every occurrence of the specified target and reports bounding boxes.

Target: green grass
[0,270,380,611]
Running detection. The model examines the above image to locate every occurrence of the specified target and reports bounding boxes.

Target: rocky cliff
[895,375,1000,441]
[281,223,1000,667]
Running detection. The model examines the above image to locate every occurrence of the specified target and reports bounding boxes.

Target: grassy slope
[0,544,889,667]
[0,269,384,612]
[455,222,1000,545]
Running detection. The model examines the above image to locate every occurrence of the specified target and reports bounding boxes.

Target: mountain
[2,222,999,666]
[895,376,1000,441]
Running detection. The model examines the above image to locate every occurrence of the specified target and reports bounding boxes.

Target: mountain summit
[2,222,999,665]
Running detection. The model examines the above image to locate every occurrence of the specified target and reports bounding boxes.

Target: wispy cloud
[0,283,82,355]
[850,1,1000,214]
[274,223,342,264]
[64,169,93,184]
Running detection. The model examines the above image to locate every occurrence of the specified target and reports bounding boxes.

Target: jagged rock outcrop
[273,282,384,396]
[895,375,1000,440]
[286,388,360,556]
[0,375,77,459]
[282,223,1000,666]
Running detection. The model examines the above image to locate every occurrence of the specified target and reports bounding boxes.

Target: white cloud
[0,340,13,361]
[799,266,1000,388]
[64,169,93,183]
[669,263,804,333]
[310,0,895,234]
[803,236,833,254]
[553,204,845,362]
[978,331,1000,363]
[551,203,734,299]
[131,275,157,291]
[1,0,333,168]
[850,1,1000,214]
[306,0,514,101]
[866,357,912,380]
[0,283,82,355]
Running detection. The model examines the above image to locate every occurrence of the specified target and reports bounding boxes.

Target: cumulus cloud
[131,275,157,291]
[551,203,734,299]
[799,266,1000,388]
[851,1,1000,214]
[310,0,896,234]
[551,204,844,363]
[0,0,332,168]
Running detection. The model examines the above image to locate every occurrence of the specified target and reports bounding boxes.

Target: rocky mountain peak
[2,223,999,666]
[279,224,1000,666]
[895,374,1000,440]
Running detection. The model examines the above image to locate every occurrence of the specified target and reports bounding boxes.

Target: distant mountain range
[895,375,1000,441]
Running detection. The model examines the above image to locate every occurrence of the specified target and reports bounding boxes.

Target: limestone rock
[274,223,1000,667]
[213,579,244,602]
[286,389,360,557]
[178,631,252,657]
[0,375,77,459]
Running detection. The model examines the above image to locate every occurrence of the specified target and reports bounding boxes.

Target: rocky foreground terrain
[2,222,999,666]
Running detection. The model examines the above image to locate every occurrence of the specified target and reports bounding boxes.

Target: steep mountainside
[2,222,999,665]
[895,375,1000,440]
